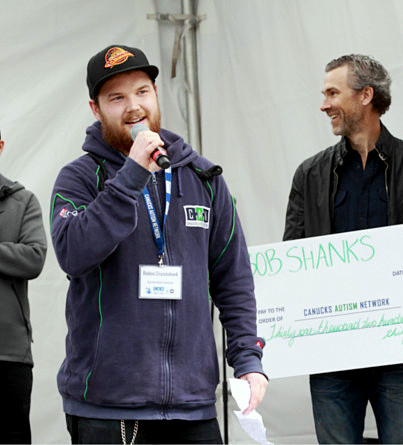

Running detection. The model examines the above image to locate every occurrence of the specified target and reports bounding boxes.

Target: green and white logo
[184,205,210,229]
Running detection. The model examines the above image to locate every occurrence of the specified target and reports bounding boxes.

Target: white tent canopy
[2,0,403,442]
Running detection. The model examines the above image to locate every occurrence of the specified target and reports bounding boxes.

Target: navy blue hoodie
[50,122,264,420]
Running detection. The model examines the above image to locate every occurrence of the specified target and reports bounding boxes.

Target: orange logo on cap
[104,47,134,69]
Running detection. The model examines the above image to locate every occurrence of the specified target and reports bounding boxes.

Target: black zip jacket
[283,124,403,241]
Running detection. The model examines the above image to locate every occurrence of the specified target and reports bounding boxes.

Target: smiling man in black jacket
[0,131,47,443]
[284,55,403,444]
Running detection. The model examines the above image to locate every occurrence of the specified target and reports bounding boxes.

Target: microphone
[131,124,171,170]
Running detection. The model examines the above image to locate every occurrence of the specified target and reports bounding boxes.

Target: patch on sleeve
[59,208,78,218]
[256,340,264,349]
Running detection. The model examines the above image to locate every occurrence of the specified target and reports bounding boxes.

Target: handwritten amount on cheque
[260,313,403,347]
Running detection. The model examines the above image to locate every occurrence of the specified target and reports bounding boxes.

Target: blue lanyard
[142,167,172,263]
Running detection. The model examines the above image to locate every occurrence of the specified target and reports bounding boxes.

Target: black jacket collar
[335,121,394,163]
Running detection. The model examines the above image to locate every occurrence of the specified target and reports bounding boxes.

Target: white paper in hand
[229,378,273,445]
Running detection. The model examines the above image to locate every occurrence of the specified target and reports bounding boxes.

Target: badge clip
[158,253,165,266]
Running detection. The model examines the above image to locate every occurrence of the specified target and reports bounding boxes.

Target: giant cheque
[249,225,403,379]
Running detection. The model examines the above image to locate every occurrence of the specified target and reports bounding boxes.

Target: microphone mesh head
[131,123,149,140]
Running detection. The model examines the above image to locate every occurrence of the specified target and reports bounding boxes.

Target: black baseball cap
[86,45,159,100]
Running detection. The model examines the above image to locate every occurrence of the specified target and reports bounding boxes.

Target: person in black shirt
[284,54,403,444]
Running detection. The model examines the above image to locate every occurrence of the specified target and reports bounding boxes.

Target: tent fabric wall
[1,0,403,443]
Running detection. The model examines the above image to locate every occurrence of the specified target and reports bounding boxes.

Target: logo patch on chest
[184,205,210,229]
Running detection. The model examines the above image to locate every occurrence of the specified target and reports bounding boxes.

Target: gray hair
[326,54,391,115]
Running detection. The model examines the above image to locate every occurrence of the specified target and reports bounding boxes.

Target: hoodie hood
[82,121,198,169]
[0,173,25,200]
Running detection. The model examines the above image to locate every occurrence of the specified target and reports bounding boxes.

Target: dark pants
[310,363,403,444]
[66,415,223,444]
[0,361,33,444]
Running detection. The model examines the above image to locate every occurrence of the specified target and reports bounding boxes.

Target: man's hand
[239,372,268,415]
[128,129,166,172]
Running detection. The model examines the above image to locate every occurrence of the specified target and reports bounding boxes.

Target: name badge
[139,265,182,300]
